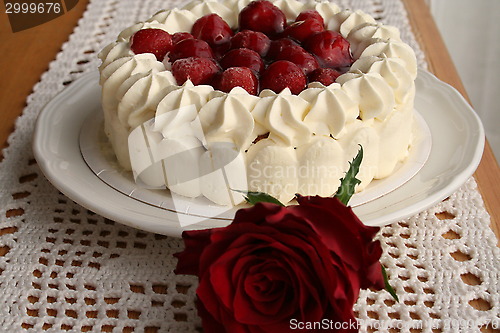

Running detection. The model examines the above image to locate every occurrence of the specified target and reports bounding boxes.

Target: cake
[98,0,417,206]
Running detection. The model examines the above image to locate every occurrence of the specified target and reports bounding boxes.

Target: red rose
[175,196,384,332]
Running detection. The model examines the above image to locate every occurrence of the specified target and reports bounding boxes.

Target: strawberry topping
[283,19,324,43]
[220,48,265,74]
[215,67,259,95]
[169,38,215,62]
[308,68,341,86]
[191,14,234,46]
[129,1,356,95]
[130,28,173,61]
[275,44,319,75]
[230,30,271,57]
[238,0,287,36]
[260,60,306,94]
[171,32,194,44]
[296,10,325,26]
[171,57,220,85]
[303,30,353,68]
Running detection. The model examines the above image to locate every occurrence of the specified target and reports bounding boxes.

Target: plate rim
[33,69,485,236]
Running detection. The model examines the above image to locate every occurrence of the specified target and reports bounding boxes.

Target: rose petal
[174,228,214,276]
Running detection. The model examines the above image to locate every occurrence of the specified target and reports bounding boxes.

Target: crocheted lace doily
[0,0,499,332]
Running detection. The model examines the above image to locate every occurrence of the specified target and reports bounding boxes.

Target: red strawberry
[216,67,259,95]
[303,30,353,68]
[266,38,300,60]
[212,42,232,61]
[169,38,215,62]
[283,19,324,43]
[260,60,306,94]
[239,0,287,36]
[296,10,324,26]
[275,44,319,75]
[130,28,173,61]
[230,30,271,57]
[191,14,234,47]
[172,32,194,44]
[220,48,264,74]
[308,68,341,86]
[171,57,220,85]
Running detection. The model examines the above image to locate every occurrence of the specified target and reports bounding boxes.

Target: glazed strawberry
[296,10,325,26]
[239,0,287,36]
[216,67,259,95]
[171,57,219,85]
[169,38,215,62]
[275,44,319,75]
[130,28,173,61]
[266,38,300,60]
[260,60,306,94]
[308,68,341,86]
[230,30,271,57]
[171,32,194,44]
[191,14,234,46]
[303,30,353,68]
[212,42,232,60]
[220,48,265,74]
[283,19,324,43]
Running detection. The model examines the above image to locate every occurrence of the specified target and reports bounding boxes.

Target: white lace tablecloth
[0,0,499,332]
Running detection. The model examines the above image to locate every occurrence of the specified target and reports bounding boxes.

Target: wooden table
[2,0,497,242]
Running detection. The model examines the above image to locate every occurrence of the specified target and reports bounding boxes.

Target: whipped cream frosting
[98,0,418,205]
[199,87,258,150]
[327,9,376,37]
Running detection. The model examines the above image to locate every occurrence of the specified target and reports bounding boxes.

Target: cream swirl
[100,54,164,170]
[146,8,198,33]
[221,0,252,24]
[100,54,165,113]
[360,39,418,79]
[98,41,133,71]
[327,9,376,37]
[116,70,176,129]
[337,72,395,121]
[182,0,236,28]
[199,87,258,150]
[252,89,311,147]
[304,1,340,22]
[155,80,214,121]
[299,83,358,137]
[350,56,414,105]
[348,22,401,58]
[271,0,305,20]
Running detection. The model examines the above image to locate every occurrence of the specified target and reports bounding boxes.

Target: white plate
[33,70,484,236]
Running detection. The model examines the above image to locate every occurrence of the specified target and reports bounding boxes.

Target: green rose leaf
[334,145,363,205]
[233,190,285,206]
[382,265,399,302]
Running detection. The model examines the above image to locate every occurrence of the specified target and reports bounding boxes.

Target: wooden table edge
[402,0,500,247]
